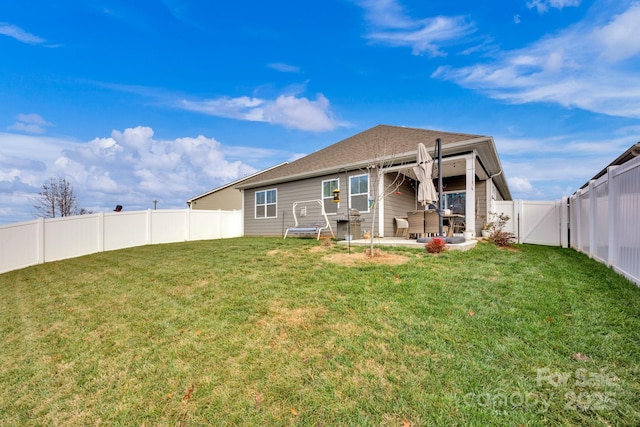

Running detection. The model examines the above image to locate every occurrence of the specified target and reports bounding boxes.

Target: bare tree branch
[33,177,79,218]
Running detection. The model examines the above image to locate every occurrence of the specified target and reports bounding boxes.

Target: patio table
[443,214,465,236]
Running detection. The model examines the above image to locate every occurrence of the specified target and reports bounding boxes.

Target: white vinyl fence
[0,209,243,274]
[570,155,640,287]
[491,158,639,288]
[493,199,568,247]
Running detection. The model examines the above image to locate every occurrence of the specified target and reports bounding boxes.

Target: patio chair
[452,219,466,235]
[407,211,425,238]
[394,217,409,238]
[424,210,440,237]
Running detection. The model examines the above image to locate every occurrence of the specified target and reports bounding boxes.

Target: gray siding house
[236,125,512,238]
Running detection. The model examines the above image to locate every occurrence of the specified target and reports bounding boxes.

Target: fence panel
[492,200,518,237]
[569,196,578,249]
[612,159,640,285]
[150,210,189,244]
[519,201,561,246]
[578,190,591,254]
[104,211,150,251]
[0,209,242,274]
[569,156,640,287]
[44,214,101,262]
[0,220,41,273]
[592,176,609,263]
[190,210,221,240]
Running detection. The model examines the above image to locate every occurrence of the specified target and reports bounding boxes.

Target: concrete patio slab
[336,237,478,251]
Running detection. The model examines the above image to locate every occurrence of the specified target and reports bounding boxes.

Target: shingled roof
[237,124,490,189]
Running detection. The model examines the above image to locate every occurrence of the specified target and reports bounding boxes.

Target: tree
[34,177,79,218]
[360,130,407,255]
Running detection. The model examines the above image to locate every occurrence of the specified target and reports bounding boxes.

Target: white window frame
[349,173,370,213]
[321,178,339,215]
[443,190,466,218]
[255,188,277,219]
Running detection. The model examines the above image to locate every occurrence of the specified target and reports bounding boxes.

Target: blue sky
[1,0,639,224]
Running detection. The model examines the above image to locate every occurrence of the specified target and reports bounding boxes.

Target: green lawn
[1,237,639,426]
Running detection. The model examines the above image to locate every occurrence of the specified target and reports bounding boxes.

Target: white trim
[377,174,385,237]
[321,178,340,215]
[349,173,370,213]
[465,153,476,235]
[255,188,278,219]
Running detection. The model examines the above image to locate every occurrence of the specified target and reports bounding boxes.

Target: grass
[1,237,639,426]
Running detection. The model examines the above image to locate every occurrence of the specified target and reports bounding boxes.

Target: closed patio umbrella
[413,143,437,206]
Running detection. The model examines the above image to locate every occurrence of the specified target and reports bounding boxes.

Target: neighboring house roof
[579,141,640,189]
[187,161,288,204]
[237,124,511,200]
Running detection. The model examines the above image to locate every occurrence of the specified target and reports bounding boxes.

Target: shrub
[425,237,447,254]
[487,212,516,247]
[490,230,516,247]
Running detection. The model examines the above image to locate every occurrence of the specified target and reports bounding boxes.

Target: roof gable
[188,161,288,203]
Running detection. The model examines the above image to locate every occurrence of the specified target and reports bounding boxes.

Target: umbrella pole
[437,138,444,237]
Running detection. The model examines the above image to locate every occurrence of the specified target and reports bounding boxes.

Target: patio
[336,236,478,251]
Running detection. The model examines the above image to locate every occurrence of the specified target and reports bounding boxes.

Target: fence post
[516,199,522,244]
[607,166,618,267]
[588,180,596,258]
[560,197,569,248]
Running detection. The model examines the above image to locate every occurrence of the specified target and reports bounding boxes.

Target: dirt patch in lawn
[323,250,410,266]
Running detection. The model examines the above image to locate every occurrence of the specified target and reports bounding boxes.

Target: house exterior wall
[242,167,506,238]
[243,172,376,237]
[191,186,242,211]
[476,179,488,234]
[382,175,418,237]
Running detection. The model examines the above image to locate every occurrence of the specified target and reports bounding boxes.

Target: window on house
[255,189,277,218]
[350,174,369,213]
[322,179,339,214]
[444,191,466,217]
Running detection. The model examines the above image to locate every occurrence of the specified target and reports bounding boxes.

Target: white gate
[519,200,563,246]
[493,200,566,247]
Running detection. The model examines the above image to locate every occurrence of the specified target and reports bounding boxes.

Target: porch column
[465,153,476,236]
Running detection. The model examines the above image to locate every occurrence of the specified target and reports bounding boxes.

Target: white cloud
[0,22,46,44]
[509,176,534,193]
[527,0,581,14]
[7,113,53,134]
[267,62,301,73]
[592,3,640,61]
[0,127,268,224]
[495,130,636,200]
[357,0,475,56]
[179,93,342,132]
[92,80,344,132]
[433,2,640,119]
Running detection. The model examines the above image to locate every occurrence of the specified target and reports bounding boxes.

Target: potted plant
[481,222,491,238]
